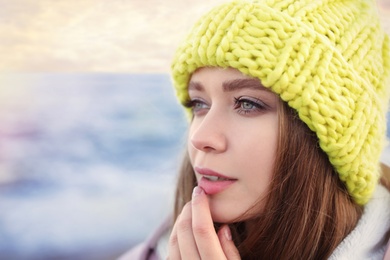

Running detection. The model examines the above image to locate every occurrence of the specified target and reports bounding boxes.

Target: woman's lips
[195,167,237,195]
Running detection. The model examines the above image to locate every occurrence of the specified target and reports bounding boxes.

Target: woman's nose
[190,111,228,153]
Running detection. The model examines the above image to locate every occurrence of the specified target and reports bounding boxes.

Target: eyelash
[234,97,268,115]
[184,98,208,114]
[184,97,268,115]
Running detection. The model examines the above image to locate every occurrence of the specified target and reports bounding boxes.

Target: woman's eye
[184,99,209,114]
[193,101,206,109]
[234,97,267,115]
[241,101,255,110]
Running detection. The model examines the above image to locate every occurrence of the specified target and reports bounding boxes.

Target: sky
[0,0,389,73]
[0,0,226,73]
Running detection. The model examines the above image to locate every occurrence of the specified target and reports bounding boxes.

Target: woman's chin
[210,209,243,224]
[210,204,258,224]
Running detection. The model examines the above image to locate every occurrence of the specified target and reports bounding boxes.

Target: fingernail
[224,225,232,241]
[192,186,203,197]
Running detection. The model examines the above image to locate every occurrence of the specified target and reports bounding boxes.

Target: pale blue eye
[241,101,254,110]
[194,102,205,109]
[234,96,269,115]
[187,99,209,115]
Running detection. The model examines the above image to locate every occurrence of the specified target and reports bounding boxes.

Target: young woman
[120,0,390,259]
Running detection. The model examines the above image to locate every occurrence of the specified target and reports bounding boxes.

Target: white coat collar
[329,185,390,260]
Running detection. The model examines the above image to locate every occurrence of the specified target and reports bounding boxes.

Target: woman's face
[187,67,279,223]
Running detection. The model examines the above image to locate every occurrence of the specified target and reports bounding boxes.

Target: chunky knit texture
[171,0,390,205]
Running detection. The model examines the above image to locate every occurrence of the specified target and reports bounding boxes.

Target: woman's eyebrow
[223,78,268,92]
[188,78,268,92]
[188,81,203,91]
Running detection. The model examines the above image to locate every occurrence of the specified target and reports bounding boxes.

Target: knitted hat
[171,0,390,205]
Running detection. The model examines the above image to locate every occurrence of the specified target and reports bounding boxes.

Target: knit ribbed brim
[171,0,390,205]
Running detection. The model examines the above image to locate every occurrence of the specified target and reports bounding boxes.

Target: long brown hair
[173,99,363,259]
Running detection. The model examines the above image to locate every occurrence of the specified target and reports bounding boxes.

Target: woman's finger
[167,216,181,260]
[218,225,241,260]
[175,202,200,260]
[191,186,226,259]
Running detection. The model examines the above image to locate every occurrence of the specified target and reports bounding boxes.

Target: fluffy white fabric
[329,185,390,260]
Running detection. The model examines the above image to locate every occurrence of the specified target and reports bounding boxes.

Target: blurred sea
[0,73,187,259]
[0,73,390,260]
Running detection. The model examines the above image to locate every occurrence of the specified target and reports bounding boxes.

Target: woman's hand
[168,186,240,260]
